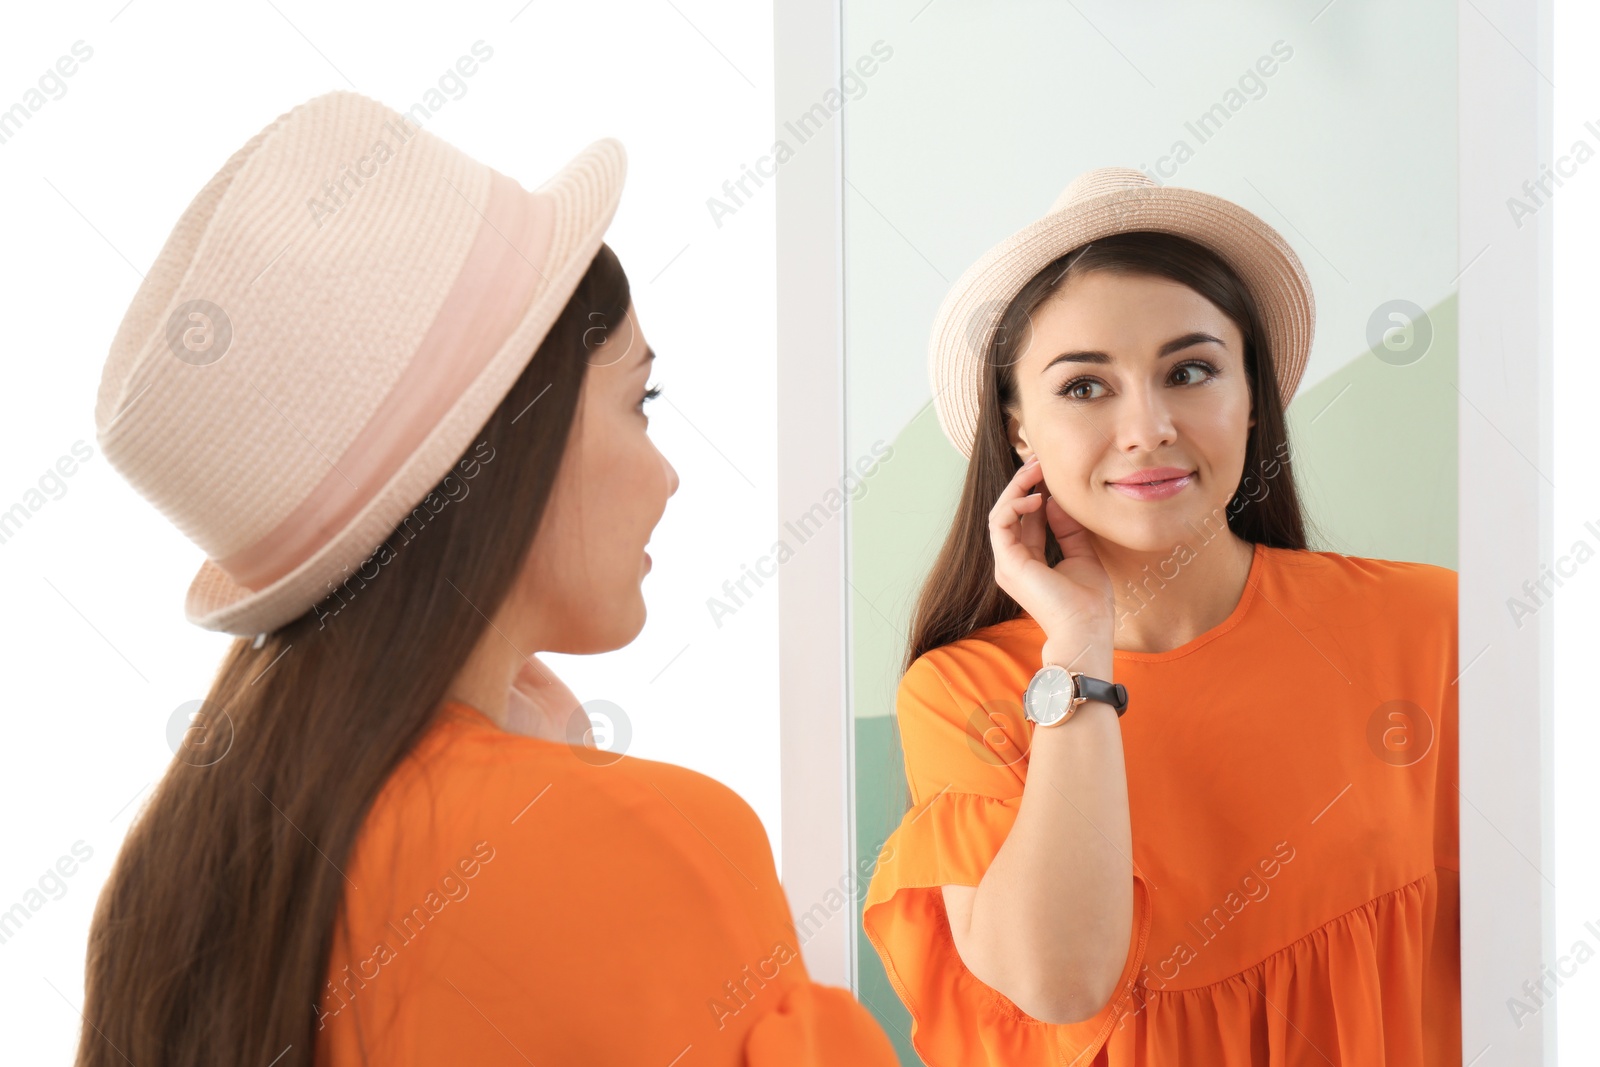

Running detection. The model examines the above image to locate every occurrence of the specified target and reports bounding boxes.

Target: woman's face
[518,301,677,652]
[1003,270,1254,554]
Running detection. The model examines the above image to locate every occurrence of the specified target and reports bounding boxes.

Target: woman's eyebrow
[1039,331,1226,375]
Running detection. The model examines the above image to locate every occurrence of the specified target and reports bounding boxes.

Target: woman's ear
[1006,411,1033,464]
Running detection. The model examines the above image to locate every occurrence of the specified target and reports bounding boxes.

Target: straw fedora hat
[928,166,1316,460]
[94,90,626,636]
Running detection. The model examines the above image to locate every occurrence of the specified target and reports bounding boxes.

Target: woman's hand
[989,454,1115,654]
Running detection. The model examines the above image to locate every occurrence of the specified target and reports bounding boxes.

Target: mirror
[836,2,1463,1061]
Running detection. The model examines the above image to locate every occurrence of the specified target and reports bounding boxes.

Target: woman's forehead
[1022,279,1238,364]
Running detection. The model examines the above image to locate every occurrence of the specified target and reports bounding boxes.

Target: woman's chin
[1088,514,1214,556]
[610,597,650,648]
[543,606,647,656]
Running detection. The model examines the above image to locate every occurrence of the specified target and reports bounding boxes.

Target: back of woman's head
[76,243,631,1067]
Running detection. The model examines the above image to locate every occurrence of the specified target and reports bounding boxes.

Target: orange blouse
[863,542,1460,1066]
[315,699,897,1066]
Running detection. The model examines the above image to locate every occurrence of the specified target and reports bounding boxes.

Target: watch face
[1024,665,1077,726]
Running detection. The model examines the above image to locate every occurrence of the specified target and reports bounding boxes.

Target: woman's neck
[1092,532,1258,655]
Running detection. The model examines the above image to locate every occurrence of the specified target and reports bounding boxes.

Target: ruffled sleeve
[743,983,900,1065]
[862,653,1152,1067]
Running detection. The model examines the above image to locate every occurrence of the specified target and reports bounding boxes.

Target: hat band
[215,170,556,593]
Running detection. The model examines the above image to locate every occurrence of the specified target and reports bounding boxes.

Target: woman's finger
[990,460,1063,588]
[989,464,1046,556]
[1015,485,1046,556]
[988,458,1046,530]
[1042,493,1087,544]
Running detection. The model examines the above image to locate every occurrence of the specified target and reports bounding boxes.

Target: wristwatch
[1022,663,1128,727]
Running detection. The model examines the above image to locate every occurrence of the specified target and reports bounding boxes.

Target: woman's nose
[659,451,680,498]
[1112,387,1178,452]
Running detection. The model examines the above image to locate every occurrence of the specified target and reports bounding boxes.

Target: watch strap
[1075,673,1129,716]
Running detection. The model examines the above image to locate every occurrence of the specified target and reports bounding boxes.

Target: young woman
[862,169,1459,1065]
[77,90,897,1066]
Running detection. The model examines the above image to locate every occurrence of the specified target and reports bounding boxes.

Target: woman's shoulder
[905,613,1043,691]
[1265,544,1456,617]
[366,701,778,880]
[325,705,883,1066]
[892,625,1039,748]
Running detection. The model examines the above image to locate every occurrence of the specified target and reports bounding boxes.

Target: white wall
[1553,0,1600,1058]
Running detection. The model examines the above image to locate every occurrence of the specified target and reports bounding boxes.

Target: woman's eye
[1172,360,1219,386]
[1055,360,1219,400]
[639,383,662,411]
[1056,377,1106,400]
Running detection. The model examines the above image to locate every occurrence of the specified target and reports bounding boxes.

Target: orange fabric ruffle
[1108,868,1460,1065]
[743,983,901,1064]
[863,789,1153,1066]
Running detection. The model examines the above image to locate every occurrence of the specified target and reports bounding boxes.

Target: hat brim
[929,183,1316,460]
[185,137,627,635]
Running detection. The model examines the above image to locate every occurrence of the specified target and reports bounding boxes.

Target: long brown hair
[76,244,631,1067]
[904,231,1312,676]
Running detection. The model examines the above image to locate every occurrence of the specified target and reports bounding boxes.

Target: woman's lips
[1107,471,1195,501]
